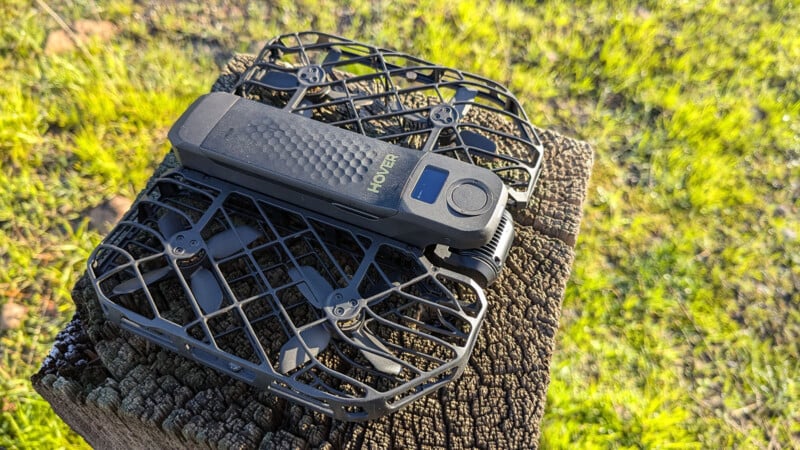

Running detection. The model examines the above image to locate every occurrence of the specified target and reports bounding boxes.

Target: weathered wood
[33,54,594,449]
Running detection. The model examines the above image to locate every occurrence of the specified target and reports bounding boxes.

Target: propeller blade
[460,130,497,153]
[352,329,403,375]
[260,71,300,89]
[324,88,349,101]
[402,112,429,130]
[452,86,478,118]
[190,267,224,314]
[157,210,186,239]
[112,266,173,295]
[323,89,375,109]
[206,225,261,260]
[297,98,314,118]
[288,266,334,309]
[452,86,478,104]
[278,323,331,373]
[322,49,342,67]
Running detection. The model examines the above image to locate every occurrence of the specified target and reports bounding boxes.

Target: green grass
[1,0,798,448]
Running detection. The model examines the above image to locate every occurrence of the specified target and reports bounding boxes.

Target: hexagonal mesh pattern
[240,116,376,185]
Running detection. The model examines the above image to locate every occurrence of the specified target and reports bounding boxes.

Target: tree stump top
[33,54,593,449]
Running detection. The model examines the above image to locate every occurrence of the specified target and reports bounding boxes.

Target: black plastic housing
[427,210,515,287]
[169,92,508,250]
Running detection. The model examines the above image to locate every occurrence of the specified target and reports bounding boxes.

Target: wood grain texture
[33,54,594,450]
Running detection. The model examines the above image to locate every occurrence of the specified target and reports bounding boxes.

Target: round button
[448,180,492,216]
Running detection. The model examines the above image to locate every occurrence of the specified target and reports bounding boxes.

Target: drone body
[87,31,542,421]
[169,92,508,250]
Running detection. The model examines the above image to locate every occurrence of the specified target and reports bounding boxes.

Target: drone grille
[88,169,486,420]
[233,31,543,206]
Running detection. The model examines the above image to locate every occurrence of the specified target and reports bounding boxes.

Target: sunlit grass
[1,0,798,448]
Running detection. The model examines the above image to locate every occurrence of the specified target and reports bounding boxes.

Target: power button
[447,180,492,216]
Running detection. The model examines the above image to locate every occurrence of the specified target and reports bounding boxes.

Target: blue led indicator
[411,166,449,204]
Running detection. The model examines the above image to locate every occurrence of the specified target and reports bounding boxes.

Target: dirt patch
[44,19,118,55]
[1,302,28,331]
[86,195,132,233]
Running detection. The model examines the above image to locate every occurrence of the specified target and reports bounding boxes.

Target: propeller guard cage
[88,169,487,421]
[234,31,543,207]
[87,31,546,421]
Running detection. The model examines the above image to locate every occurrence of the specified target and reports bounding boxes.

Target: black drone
[87,31,543,421]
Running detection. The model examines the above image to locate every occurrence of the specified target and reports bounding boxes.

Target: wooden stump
[33,55,593,449]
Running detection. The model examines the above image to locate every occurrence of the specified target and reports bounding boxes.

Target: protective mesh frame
[86,31,550,421]
[234,31,543,206]
[88,169,486,421]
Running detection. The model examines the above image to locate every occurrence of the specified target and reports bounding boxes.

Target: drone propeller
[460,129,498,153]
[277,265,402,375]
[206,226,262,259]
[190,268,224,314]
[401,86,498,154]
[451,87,498,153]
[112,210,262,315]
[278,266,334,373]
[288,265,334,309]
[351,329,403,375]
[157,210,187,238]
[321,48,342,66]
[259,44,343,90]
[278,323,331,374]
[258,44,384,114]
[452,86,478,108]
[112,266,173,295]
[259,70,301,90]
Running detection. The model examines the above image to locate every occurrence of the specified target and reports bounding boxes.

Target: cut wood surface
[33,54,593,449]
